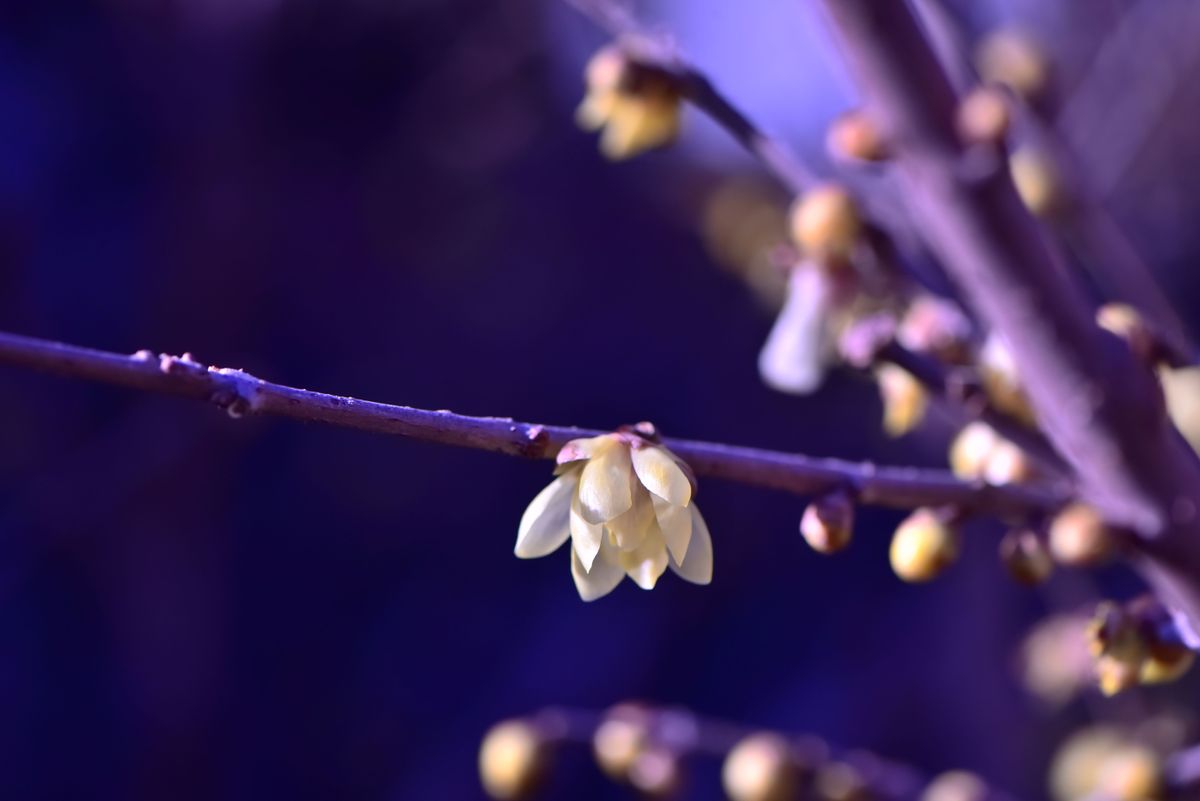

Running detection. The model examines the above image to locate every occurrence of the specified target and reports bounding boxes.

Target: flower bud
[479,720,547,799]
[890,509,961,583]
[593,705,650,780]
[1087,603,1148,696]
[1048,503,1116,568]
[982,439,1034,486]
[1010,147,1064,218]
[800,490,855,554]
[877,364,928,437]
[789,184,862,262]
[897,295,973,365]
[577,44,682,160]
[1097,303,1161,364]
[999,528,1053,585]
[956,86,1011,145]
[1095,746,1162,801]
[827,109,888,163]
[979,334,1037,425]
[723,733,801,801]
[628,745,682,798]
[975,29,1049,101]
[1050,727,1126,801]
[1140,647,1195,685]
[949,423,999,480]
[922,771,987,801]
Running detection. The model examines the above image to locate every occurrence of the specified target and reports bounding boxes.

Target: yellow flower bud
[956,86,1011,145]
[826,109,888,163]
[877,363,928,437]
[1087,603,1148,696]
[1010,147,1064,218]
[800,490,855,555]
[722,733,800,801]
[983,439,1034,486]
[593,706,650,780]
[999,528,1053,585]
[628,745,682,797]
[1048,503,1116,568]
[1049,726,1126,801]
[949,423,999,480]
[1095,746,1162,801]
[975,29,1049,101]
[890,509,961,583]
[922,771,987,801]
[577,45,681,160]
[789,184,862,262]
[979,334,1037,426]
[479,720,547,800]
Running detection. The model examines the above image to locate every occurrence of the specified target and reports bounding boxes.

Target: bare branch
[0,329,1063,517]
[814,0,1200,624]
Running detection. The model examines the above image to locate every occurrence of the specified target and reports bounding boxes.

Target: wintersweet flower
[514,428,713,601]
[576,44,682,161]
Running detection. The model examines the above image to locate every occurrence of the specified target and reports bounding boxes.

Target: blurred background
[1,0,1199,798]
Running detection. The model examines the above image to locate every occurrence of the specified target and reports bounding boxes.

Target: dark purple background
[1,1,1198,799]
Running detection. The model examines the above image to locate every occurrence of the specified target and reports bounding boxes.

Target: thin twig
[0,330,1064,517]
[815,0,1200,626]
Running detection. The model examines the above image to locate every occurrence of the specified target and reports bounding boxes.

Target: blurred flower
[1010,147,1066,218]
[889,508,961,583]
[956,86,1011,146]
[876,363,928,437]
[948,422,1034,486]
[1161,366,1200,452]
[479,720,548,799]
[577,44,682,160]
[974,29,1049,101]
[789,184,863,263]
[922,771,988,801]
[515,430,713,601]
[1020,613,1094,706]
[1048,503,1116,568]
[1050,727,1164,801]
[757,263,840,395]
[826,109,888,163]
[723,733,800,801]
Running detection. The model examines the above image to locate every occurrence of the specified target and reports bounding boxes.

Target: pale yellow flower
[576,45,682,160]
[514,432,713,601]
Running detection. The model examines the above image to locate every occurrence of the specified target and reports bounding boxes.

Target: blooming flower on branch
[576,44,682,161]
[514,426,713,601]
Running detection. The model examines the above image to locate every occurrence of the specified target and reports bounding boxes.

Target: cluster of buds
[949,422,1035,486]
[577,42,683,160]
[1086,597,1198,696]
[514,425,712,601]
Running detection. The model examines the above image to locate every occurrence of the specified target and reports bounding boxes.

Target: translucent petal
[632,445,692,507]
[653,496,693,564]
[570,494,604,571]
[757,266,832,395]
[599,98,678,160]
[575,92,616,132]
[571,543,624,602]
[606,486,657,552]
[618,536,670,590]
[555,435,612,468]
[577,440,633,524]
[514,473,576,558]
[669,505,713,585]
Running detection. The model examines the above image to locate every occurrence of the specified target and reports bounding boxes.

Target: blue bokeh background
[2,1,1199,798]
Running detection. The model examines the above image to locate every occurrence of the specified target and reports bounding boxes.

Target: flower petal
[571,543,624,602]
[570,494,604,571]
[607,486,657,552]
[618,536,670,590]
[653,496,692,564]
[669,505,712,585]
[514,473,576,558]
[577,439,633,524]
[757,265,833,395]
[632,445,692,507]
[555,435,611,468]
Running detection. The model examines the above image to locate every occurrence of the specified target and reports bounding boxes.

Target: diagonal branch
[0,329,1063,517]
[814,0,1200,624]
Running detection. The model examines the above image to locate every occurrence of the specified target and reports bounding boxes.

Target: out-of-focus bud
[1010,147,1064,218]
[577,44,682,160]
[949,422,999,480]
[593,704,651,780]
[890,509,961,583]
[1095,746,1162,801]
[479,720,548,799]
[982,439,1034,486]
[1048,503,1116,568]
[1087,602,1147,696]
[758,264,836,395]
[1049,726,1127,801]
[789,184,862,262]
[827,109,888,163]
[801,490,855,555]
[814,761,867,801]
[1162,366,1200,453]
[999,528,1053,585]
[956,86,1011,145]
[1140,647,1195,684]
[722,733,801,801]
[897,295,974,365]
[1021,613,1094,706]
[877,363,928,437]
[1130,596,1198,685]
[1097,303,1162,364]
[628,745,682,798]
[975,29,1049,101]
[979,334,1036,426]
[922,771,988,801]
